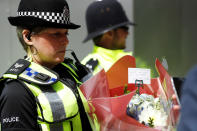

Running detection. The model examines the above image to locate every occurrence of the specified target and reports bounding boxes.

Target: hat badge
[63,5,70,23]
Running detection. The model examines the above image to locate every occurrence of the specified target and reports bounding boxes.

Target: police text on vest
[3,117,19,123]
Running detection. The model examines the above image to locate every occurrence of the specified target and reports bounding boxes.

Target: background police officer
[81,0,152,76]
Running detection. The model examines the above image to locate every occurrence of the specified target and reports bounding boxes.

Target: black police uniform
[0,58,92,131]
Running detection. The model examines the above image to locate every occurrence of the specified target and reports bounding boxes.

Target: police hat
[83,0,135,43]
[8,0,80,29]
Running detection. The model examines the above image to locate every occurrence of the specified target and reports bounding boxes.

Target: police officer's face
[30,28,69,68]
[112,27,129,49]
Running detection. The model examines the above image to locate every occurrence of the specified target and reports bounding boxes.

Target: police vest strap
[62,58,92,83]
[62,58,79,79]
[85,58,98,72]
[3,59,59,86]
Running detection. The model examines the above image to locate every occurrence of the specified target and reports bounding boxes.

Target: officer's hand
[172,94,180,111]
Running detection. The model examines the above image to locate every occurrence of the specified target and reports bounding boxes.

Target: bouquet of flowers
[127,93,168,129]
[80,55,179,131]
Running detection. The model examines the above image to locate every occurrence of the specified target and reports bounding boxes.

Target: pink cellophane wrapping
[80,56,179,131]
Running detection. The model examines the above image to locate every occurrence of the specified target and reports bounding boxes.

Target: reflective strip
[39,123,50,131]
[3,74,17,79]
[29,62,58,81]
[53,82,79,119]
[61,63,78,76]
[61,63,81,85]
[21,67,57,85]
[23,67,38,77]
[68,63,78,71]
[40,86,66,122]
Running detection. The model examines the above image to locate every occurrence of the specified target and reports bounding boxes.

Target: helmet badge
[63,5,70,23]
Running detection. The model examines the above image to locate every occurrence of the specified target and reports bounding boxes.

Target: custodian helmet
[83,0,135,42]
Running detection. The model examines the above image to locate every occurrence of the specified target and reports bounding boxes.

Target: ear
[22,29,33,46]
[99,30,114,49]
[105,30,114,38]
[102,30,114,42]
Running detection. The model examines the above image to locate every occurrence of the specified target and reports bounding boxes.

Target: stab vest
[0,58,99,131]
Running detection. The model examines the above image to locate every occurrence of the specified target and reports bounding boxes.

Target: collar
[92,45,132,61]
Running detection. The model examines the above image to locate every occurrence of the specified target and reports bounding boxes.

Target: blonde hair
[16,26,28,51]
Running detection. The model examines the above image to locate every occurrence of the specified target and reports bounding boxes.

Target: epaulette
[3,59,59,86]
[85,58,98,72]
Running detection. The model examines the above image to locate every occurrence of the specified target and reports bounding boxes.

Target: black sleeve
[0,79,40,131]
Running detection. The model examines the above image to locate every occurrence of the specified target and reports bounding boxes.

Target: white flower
[127,94,168,128]
[139,105,167,127]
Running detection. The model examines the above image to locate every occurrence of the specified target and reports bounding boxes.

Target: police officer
[0,0,98,130]
[81,0,151,75]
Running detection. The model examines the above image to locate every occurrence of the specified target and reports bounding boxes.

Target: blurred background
[0,0,197,78]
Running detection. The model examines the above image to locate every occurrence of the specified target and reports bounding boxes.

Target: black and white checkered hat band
[17,11,70,24]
